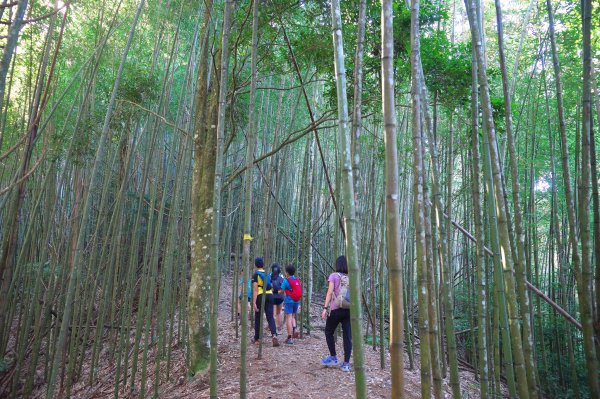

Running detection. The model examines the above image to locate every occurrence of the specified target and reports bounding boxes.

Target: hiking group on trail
[239,255,353,372]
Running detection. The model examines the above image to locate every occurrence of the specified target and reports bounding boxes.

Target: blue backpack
[256,271,272,291]
[239,278,252,299]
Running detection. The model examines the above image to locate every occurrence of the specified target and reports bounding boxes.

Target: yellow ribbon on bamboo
[243,234,253,241]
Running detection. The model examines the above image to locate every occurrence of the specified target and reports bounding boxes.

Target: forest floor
[164,278,485,399]
[17,277,486,398]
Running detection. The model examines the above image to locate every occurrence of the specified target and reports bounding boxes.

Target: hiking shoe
[284,338,294,345]
[321,356,339,367]
[293,332,300,339]
[341,362,351,372]
[252,338,260,345]
[272,336,280,347]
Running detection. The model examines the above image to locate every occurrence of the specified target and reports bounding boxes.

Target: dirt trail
[30,277,482,398]
[166,279,482,399]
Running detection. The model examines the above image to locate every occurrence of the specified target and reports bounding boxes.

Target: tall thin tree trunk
[465,0,530,396]
[493,0,538,395]
[416,55,462,399]
[509,0,536,96]
[441,114,461,399]
[410,0,432,396]
[188,0,216,376]
[351,0,367,190]
[422,153,443,399]
[577,0,600,394]
[208,0,234,395]
[546,0,599,394]
[469,56,489,398]
[381,0,405,395]
[0,0,28,122]
[307,137,316,334]
[329,1,367,396]
[263,78,285,267]
[591,69,600,347]
[240,0,259,394]
[45,1,146,397]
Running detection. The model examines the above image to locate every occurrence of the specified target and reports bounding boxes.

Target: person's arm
[252,282,259,312]
[279,279,288,295]
[321,281,335,320]
[252,273,259,312]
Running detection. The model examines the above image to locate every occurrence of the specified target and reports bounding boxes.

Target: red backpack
[285,277,302,302]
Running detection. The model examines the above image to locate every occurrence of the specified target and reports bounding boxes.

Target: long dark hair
[335,255,348,274]
[271,263,281,278]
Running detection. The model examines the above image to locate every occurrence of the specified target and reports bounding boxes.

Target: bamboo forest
[1,0,599,397]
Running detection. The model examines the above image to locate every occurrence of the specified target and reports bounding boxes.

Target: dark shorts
[273,298,284,306]
[284,302,299,314]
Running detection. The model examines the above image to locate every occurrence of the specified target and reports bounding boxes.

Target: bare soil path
[165,278,482,399]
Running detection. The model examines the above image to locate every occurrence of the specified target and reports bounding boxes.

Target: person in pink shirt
[320,255,352,372]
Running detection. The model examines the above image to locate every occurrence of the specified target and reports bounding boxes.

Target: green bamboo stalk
[410,1,431,396]
[45,2,145,396]
[422,139,443,399]
[208,0,234,394]
[577,0,599,393]
[329,0,367,395]
[465,0,529,396]
[493,1,538,394]
[545,0,599,394]
[0,0,28,123]
[469,57,489,399]
[239,0,258,393]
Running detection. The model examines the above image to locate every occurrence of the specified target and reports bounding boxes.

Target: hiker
[270,263,285,331]
[237,272,252,321]
[252,257,279,347]
[320,255,352,372]
[279,264,302,344]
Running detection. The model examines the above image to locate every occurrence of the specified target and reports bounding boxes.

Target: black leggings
[254,294,277,340]
[325,308,352,363]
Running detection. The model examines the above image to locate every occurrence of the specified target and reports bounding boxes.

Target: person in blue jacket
[279,264,301,344]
